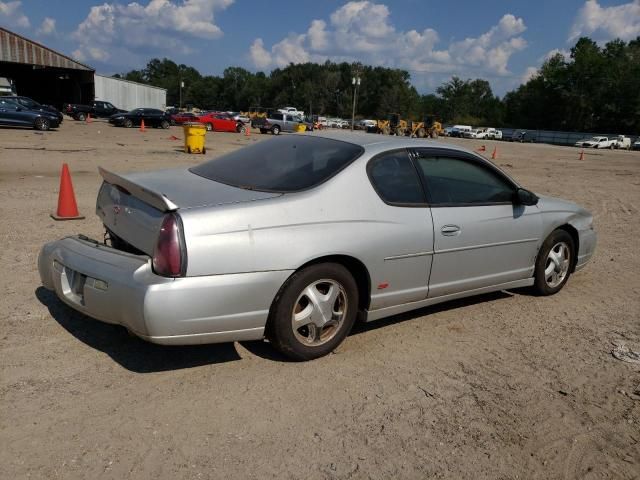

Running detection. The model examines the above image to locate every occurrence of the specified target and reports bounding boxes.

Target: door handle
[441,225,461,236]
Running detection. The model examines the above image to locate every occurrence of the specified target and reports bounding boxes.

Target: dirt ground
[1,119,639,479]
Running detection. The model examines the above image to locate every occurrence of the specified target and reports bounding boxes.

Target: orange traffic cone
[51,163,84,220]
[244,124,250,137]
[579,149,584,161]
[491,146,498,160]
[140,119,146,132]
[86,113,92,124]
[477,145,486,152]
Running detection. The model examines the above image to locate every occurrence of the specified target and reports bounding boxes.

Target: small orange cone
[491,146,498,160]
[579,149,584,161]
[140,119,146,132]
[51,163,84,220]
[86,113,92,124]
[477,145,486,152]
[244,124,250,137]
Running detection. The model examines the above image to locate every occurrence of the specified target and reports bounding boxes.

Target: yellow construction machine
[408,115,443,138]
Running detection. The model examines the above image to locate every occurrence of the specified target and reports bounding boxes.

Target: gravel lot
[1,120,639,479]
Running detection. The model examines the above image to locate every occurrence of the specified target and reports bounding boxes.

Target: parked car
[359,119,377,130]
[252,111,302,134]
[464,128,485,139]
[632,137,640,150]
[579,136,615,149]
[198,112,245,132]
[4,96,63,124]
[38,133,597,361]
[450,125,472,138]
[613,135,631,150]
[278,106,304,118]
[485,128,503,140]
[64,101,126,121]
[0,97,60,131]
[108,108,171,128]
[227,111,251,124]
[171,112,198,125]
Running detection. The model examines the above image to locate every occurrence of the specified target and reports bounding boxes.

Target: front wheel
[533,229,575,296]
[34,117,50,131]
[267,263,359,361]
[272,125,281,135]
[205,123,213,132]
[123,119,133,128]
[76,112,86,121]
[160,120,170,129]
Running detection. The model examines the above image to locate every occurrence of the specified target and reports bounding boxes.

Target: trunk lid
[96,167,282,255]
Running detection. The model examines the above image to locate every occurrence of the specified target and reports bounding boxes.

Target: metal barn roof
[0,27,94,71]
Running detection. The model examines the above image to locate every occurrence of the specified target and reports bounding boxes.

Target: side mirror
[516,188,539,206]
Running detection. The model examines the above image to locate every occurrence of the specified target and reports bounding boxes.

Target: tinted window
[415,155,515,205]
[271,113,283,120]
[0,98,19,109]
[368,151,425,205]
[190,135,363,193]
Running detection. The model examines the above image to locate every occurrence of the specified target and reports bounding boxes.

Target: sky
[1,0,639,96]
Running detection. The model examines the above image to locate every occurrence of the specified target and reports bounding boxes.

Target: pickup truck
[578,136,616,149]
[277,106,304,118]
[64,100,126,121]
[252,111,304,135]
[485,127,503,140]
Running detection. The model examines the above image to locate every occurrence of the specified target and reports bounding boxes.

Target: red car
[198,112,245,133]
[171,112,199,125]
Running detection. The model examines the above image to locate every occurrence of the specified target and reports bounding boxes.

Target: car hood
[117,167,283,210]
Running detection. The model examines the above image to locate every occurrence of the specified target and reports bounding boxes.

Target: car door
[0,98,30,126]
[412,148,542,298]
[93,101,105,117]
[366,149,434,309]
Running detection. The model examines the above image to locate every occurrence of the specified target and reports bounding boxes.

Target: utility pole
[351,76,361,131]
[179,80,184,110]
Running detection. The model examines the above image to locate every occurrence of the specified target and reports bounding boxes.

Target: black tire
[124,118,133,128]
[260,128,268,134]
[533,229,575,296]
[160,120,170,129]
[236,123,244,133]
[202,147,206,154]
[272,125,281,135]
[34,117,50,131]
[76,112,86,121]
[267,263,359,361]
[205,123,213,132]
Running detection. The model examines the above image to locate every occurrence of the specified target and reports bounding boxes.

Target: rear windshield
[190,135,364,193]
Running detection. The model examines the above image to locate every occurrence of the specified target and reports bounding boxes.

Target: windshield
[190,135,364,193]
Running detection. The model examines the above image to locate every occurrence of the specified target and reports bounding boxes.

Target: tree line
[116,36,640,134]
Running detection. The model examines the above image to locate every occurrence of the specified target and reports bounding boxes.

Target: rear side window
[271,113,283,120]
[190,135,363,192]
[368,151,426,206]
[415,155,515,205]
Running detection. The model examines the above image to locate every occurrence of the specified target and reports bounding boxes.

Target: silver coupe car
[39,133,597,360]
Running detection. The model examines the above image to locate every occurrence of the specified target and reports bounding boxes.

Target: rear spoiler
[98,167,178,212]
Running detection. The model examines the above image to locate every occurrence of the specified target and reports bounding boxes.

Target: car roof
[306,130,487,159]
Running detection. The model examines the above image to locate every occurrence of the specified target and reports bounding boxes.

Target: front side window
[368,151,425,206]
[415,154,515,206]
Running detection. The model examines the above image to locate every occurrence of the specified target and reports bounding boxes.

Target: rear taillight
[152,213,186,277]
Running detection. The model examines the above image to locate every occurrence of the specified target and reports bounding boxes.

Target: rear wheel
[416,127,426,138]
[267,263,359,361]
[34,117,50,131]
[160,120,170,129]
[124,119,133,128]
[205,123,213,132]
[533,229,575,296]
[76,112,86,121]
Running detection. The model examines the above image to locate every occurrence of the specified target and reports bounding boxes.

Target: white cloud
[542,48,571,61]
[0,1,30,28]
[72,0,234,64]
[37,17,56,36]
[247,1,528,85]
[569,0,640,42]
[521,66,538,83]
